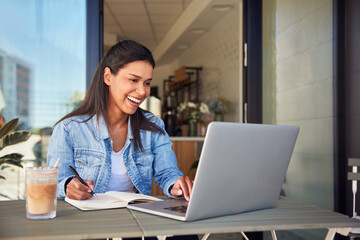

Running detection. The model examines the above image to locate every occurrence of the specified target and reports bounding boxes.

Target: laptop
[128,122,299,221]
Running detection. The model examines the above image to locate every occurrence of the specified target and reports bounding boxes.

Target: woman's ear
[104,67,111,86]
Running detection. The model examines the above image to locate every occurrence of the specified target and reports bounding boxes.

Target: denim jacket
[46,113,183,199]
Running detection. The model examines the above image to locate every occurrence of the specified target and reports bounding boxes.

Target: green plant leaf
[0,118,18,139]
[0,154,24,169]
[0,131,31,150]
[0,118,30,181]
[0,153,24,161]
[1,165,13,170]
[0,158,23,168]
[190,160,199,170]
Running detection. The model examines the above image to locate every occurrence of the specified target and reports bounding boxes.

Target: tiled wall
[176,5,240,122]
[263,0,333,238]
[154,5,241,122]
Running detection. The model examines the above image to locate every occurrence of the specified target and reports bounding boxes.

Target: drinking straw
[54,158,60,168]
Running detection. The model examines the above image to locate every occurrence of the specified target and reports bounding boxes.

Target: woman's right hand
[66,178,95,200]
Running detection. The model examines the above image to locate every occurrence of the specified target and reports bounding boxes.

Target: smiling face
[104,60,153,118]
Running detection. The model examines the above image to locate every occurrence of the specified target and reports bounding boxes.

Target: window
[262,0,333,238]
[0,0,87,200]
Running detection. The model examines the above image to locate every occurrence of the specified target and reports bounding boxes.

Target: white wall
[153,4,242,122]
[152,64,172,100]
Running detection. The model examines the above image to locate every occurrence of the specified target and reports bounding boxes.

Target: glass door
[262,1,334,239]
[0,0,87,200]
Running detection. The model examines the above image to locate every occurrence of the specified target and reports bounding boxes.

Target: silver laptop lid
[185,122,299,221]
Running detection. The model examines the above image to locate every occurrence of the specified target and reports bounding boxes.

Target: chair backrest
[348,158,360,217]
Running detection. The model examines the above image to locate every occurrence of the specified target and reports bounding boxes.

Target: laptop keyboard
[164,205,188,214]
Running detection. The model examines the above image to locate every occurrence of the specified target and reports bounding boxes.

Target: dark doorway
[334,0,360,218]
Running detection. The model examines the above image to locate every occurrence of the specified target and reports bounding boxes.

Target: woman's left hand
[170,176,194,201]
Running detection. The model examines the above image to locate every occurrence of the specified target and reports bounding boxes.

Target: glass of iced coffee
[25,167,58,219]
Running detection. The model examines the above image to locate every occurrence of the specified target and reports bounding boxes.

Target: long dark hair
[57,40,164,151]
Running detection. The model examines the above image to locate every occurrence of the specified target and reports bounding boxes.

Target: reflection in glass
[0,0,86,200]
[262,0,333,238]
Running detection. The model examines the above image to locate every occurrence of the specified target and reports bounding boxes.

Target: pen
[68,166,97,198]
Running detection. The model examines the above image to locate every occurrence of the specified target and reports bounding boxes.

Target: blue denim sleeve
[46,121,75,199]
[151,118,184,197]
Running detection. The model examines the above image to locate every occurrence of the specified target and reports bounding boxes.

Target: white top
[106,147,134,192]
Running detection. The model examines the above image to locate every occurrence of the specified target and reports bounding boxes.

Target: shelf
[163,66,202,109]
[168,79,196,92]
[162,66,202,137]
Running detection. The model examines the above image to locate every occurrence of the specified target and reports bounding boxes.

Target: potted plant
[0,118,31,180]
[207,96,231,121]
[177,102,209,136]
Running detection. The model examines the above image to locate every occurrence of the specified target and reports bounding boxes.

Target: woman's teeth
[127,96,141,104]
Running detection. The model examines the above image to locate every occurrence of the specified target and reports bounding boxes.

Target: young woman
[47,40,193,202]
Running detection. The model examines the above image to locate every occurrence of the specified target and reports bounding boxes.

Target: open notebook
[65,191,161,211]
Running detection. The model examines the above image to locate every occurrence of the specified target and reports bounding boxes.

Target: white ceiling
[104,0,193,51]
[103,0,239,65]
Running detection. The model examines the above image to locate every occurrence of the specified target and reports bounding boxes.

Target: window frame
[86,0,104,88]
